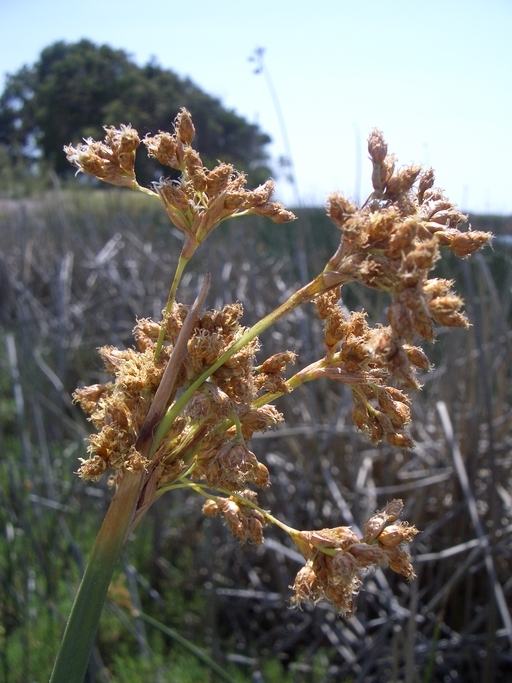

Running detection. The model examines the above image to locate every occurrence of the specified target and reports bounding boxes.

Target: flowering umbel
[68,114,491,615]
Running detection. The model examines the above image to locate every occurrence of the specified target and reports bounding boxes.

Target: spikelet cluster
[65,108,296,259]
[313,130,492,447]
[203,490,267,545]
[73,301,294,491]
[326,129,491,344]
[146,110,295,256]
[291,500,419,615]
[64,124,141,189]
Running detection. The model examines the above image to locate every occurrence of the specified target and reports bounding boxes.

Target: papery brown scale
[202,499,219,516]
[291,563,323,604]
[423,278,454,298]
[451,231,492,258]
[379,396,411,428]
[373,409,394,434]
[427,227,454,245]
[184,147,203,176]
[386,431,414,448]
[223,192,248,211]
[326,193,356,229]
[77,456,108,482]
[378,522,419,547]
[347,542,387,566]
[362,514,388,542]
[73,383,109,415]
[247,517,265,545]
[259,351,297,374]
[403,239,439,271]
[387,218,418,255]
[410,309,434,342]
[143,132,180,168]
[432,310,469,329]
[257,374,290,395]
[387,301,414,341]
[117,151,136,174]
[384,387,411,405]
[420,197,453,220]
[330,551,358,581]
[386,165,421,197]
[427,209,453,226]
[389,351,421,390]
[369,416,384,442]
[250,180,274,206]
[384,547,416,579]
[403,344,430,371]
[417,168,435,202]
[428,294,464,316]
[368,129,388,164]
[267,205,297,224]
[191,170,207,193]
[366,208,398,243]
[175,108,195,145]
[302,526,359,550]
[382,499,404,522]
[324,584,356,617]
[252,462,270,488]
[206,163,234,197]
[351,404,370,432]
[341,337,369,362]
[315,288,341,318]
[381,156,396,187]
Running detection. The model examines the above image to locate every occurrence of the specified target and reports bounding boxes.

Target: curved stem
[49,471,144,683]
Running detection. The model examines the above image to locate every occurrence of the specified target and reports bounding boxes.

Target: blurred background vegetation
[1,40,512,683]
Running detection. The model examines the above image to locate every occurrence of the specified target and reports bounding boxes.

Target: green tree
[0,40,272,186]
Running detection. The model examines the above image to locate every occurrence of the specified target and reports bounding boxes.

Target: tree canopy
[0,40,272,186]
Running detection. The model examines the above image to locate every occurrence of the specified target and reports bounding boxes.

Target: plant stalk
[49,471,143,683]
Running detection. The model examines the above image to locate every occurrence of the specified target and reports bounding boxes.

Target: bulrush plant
[51,109,491,682]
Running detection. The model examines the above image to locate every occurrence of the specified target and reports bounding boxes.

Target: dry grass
[1,189,511,682]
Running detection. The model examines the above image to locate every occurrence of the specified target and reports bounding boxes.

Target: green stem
[135,184,159,198]
[181,480,299,538]
[154,253,191,361]
[49,471,143,683]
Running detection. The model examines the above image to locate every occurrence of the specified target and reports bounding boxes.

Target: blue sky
[1,0,511,214]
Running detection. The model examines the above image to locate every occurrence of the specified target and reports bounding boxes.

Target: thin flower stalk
[53,111,492,682]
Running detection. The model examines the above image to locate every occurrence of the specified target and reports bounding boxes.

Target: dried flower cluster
[74,301,289,489]
[297,128,493,449]
[64,124,141,189]
[65,108,295,259]
[68,112,491,615]
[291,500,418,615]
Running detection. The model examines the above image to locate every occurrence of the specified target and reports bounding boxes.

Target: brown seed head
[399,345,426,372]
[64,125,140,188]
[175,107,195,145]
[327,193,357,230]
[417,168,435,202]
[143,131,180,169]
[451,230,493,258]
[368,129,388,164]
[386,165,422,197]
[206,163,234,197]
[378,522,419,547]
